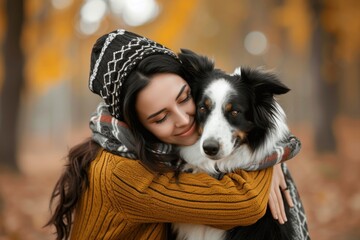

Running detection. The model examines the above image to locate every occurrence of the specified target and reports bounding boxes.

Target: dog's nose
[203,139,220,156]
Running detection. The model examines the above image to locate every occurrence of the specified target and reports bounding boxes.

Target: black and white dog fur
[172,49,296,240]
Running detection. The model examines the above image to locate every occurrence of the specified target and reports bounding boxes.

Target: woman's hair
[46,138,101,240]
[47,35,187,239]
[121,54,187,173]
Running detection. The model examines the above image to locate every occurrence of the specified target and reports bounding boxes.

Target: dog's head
[179,49,289,160]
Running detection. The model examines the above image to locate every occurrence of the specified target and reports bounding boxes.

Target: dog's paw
[181,164,202,174]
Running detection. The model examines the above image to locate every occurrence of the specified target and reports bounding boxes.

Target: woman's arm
[243,135,301,171]
[107,151,272,228]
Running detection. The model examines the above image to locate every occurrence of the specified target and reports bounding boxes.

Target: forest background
[0,0,359,239]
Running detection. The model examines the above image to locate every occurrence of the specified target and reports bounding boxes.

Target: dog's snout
[203,139,220,156]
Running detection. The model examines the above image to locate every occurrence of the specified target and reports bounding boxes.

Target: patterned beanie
[89,29,179,119]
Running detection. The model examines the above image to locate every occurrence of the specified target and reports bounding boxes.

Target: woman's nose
[174,108,190,127]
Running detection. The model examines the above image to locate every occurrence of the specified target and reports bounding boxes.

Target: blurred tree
[310,0,337,152]
[0,0,24,171]
[321,0,360,117]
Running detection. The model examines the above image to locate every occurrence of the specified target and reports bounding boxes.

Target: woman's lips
[176,121,196,137]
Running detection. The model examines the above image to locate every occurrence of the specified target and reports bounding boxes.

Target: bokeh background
[0,0,359,239]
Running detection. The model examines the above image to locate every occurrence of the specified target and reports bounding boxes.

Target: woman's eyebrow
[175,84,187,100]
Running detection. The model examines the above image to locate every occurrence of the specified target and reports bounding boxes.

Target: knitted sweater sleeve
[106,151,273,227]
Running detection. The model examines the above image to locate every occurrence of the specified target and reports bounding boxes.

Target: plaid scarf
[89,102,301,170]
[242,135,302,171]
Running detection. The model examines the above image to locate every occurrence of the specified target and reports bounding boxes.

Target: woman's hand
[268,164,294,224]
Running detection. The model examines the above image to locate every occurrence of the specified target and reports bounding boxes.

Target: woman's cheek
[151,123,172,140]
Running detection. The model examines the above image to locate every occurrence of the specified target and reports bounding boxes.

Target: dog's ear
[231,67,242,76]
[241,67,289,129]
[241,67,290,96]
[178,49,215,79]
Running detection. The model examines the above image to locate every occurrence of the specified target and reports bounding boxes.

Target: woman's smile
[176,120,196,137]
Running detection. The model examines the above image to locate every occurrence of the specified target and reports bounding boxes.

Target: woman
[47,29,305,239]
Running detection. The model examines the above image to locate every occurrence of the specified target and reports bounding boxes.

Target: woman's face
[136,73,199,146]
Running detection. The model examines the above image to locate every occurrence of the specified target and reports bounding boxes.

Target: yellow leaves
[148,0,200,49]
[273,0,360,62]
[21,0,77,94]
[272,0,312,54]
[322,0,360,62]
[26,43,69,94]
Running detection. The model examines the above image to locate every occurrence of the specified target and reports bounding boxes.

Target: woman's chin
[178,134,199,146]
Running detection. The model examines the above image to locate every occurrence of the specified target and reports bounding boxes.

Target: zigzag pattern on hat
[89,29,125,92]
[89,29,179,119]
[102,37,178,118]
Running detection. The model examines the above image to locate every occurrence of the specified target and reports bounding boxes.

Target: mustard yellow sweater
[70,149,272,239]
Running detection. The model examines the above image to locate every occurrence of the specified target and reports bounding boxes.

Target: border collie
[172,49,296,240]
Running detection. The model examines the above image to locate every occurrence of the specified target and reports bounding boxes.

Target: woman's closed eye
[154,88,192,124]
[178,90,192,104]
[154,93,191,124]
[155,114,168,124]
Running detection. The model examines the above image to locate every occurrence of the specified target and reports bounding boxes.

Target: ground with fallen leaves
[0,117,359,240]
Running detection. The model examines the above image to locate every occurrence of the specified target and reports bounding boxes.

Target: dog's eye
[231,110,239,117]
[199,106,206,113]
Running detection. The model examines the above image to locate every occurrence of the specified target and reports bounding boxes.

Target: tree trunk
[310,0,338,153]
[0,0,25,171]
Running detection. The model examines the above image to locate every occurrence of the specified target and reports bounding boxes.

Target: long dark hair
[46,138,100,240]
[47,40,188,239]
[121,54,187,173]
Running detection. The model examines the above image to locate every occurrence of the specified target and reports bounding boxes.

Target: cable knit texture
[70,150,272,240]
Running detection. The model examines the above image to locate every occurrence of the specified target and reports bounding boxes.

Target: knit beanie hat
[89,29,179,119]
